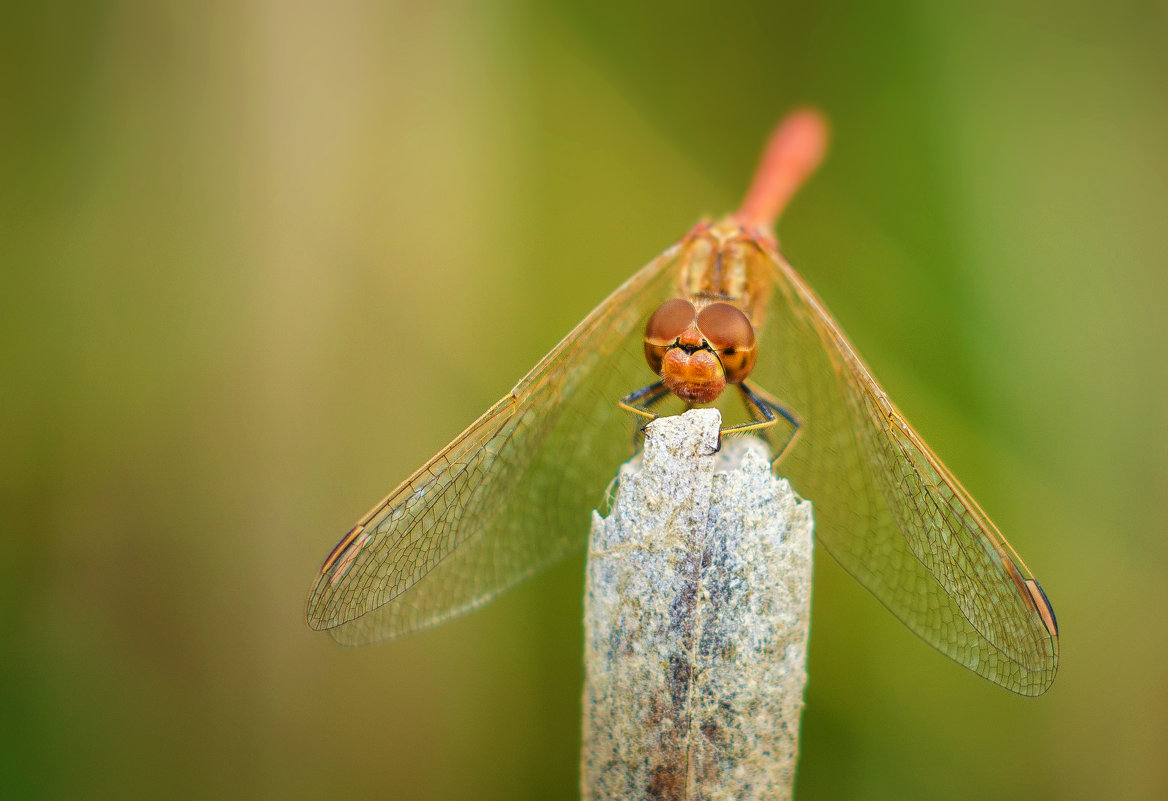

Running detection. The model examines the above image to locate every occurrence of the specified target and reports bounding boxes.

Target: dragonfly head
[643,298,758,404]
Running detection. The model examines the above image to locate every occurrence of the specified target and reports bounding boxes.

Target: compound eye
[645,299,697,346]
[697,303,755,351]
[696,303,757,384]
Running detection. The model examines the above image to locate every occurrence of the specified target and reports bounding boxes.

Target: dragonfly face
[642,297,757,403]
[306,109,1059,696]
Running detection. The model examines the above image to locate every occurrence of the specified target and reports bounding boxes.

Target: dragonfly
[306,109,1059,697]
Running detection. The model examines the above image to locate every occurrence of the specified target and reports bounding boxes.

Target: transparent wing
[305,245,681,645]
[754,243,1059,695]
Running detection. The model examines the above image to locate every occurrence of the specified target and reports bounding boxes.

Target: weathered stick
[581,409,815,801]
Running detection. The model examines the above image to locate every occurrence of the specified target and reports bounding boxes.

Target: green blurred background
[3,1,1166,799]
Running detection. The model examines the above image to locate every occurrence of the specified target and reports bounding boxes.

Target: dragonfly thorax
[674,218,775,328]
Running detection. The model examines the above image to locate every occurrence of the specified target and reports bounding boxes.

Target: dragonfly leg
[619,380,672,428]
[729,381,803,466]
[619,381,691,453]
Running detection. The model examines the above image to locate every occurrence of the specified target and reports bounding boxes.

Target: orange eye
[644,299,696,345]
[643,299,696,376]
[696,302,757,384]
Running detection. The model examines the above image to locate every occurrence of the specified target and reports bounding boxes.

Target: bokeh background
[3,2,1166,799]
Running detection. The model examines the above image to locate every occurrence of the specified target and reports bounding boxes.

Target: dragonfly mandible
[306,109,1059,697]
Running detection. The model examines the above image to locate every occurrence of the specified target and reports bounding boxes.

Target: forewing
[754,245,1059,695]
[305,245,681,645]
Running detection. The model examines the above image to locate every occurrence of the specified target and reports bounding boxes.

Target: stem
[581,410,815,801]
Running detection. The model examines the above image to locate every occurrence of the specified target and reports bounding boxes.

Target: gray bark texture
[581,408,815,801]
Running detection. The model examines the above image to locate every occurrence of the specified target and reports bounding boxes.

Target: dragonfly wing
[755,246,1059,695]
[305,244,682,645]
